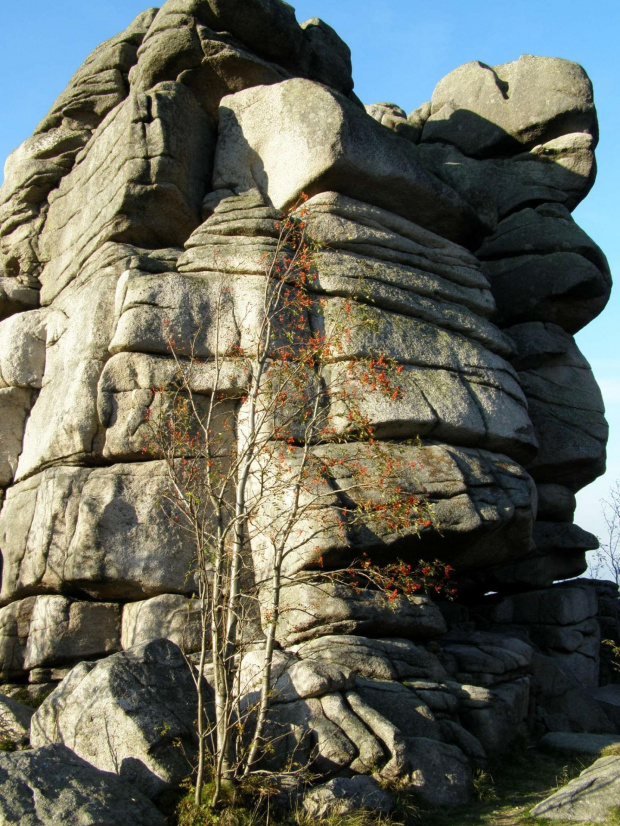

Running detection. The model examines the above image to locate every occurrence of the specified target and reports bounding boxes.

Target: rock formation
[0,0,614,819]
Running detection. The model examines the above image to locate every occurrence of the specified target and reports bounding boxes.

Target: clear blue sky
[1,1,618,559]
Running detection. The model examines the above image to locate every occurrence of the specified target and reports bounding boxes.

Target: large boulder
[0,8,612,813]
[423,56,597,158]
[214,79,485,246]
[0,743,166,825]
[30,638,198,799]
[38,81,215,303]
[531,755,620,822]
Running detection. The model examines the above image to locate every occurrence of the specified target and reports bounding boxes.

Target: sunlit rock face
[0,0,611,803]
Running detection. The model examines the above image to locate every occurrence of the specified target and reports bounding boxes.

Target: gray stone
[440,631,534,678]
[345,690,411,780]
[0,279,39,321]
[540,732,620,755]
[251,441,536,608]
[191,0,305,68]
[0,462,198,603]
[531,755,620,822]
[440,719,487,764]
[108,269,265,361]
[0,9,156,287]
[0,11,612,799]
[132,6,290,116]
[365,102,421,142]
[512,328,607,491]
[297,635,449,683]
[408,101,431,136]
[261,696,357,774]
[423,56,596,158]
[0,598,36,681]
[492,586,598,626]
[534,618,600,656]
[0,388,35,488]
[39,81,215,303]
[299,17,353,95]
[591,686,620,732]
[356,678,442,741]
[0,743,165,825]
[271,659,354,703]
[537,685,615,735]
[13,279,116,480]
[122,593,202,652]
[276,580,447,646]
[0,309,47,390]
[344,691,471,804]
[30,639,197,799]
[23,596,121,670]
[303,775,393,818]
[483,253,610,334]
[477,204,608,270]
[0,693,34,749]
[458,679,531,756]
[537,484,577,522]
[418,131,596,229]
[484,547,589,591]
[404,736,472,805]
[320,692,385,773]
[214,79,484,245]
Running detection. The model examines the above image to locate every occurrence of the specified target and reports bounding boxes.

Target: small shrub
[472,769,498,803]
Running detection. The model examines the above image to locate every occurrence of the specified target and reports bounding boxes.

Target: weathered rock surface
[23,596,121,670]
[0,598,36,680]
[531,755,620,822]
[0,9,157,289]
[423,56,597,158]
[121,593,202,651]
[0,693,34,748]
[480,209,611,334]
[0,743,166,825]
[30,638,197,799]
[214,79,484,245]
[0,462,198,607]
[303,775,394,818]
[591,685,620,731]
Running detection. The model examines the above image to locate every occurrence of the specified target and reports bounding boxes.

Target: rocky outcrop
[0,0,613,816]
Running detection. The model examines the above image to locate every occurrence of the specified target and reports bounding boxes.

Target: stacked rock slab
[0,0,612,811]
[413,57,609,588]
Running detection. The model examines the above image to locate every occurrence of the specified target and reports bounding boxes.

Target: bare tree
[146,201,440,810]
[590,481,620,585]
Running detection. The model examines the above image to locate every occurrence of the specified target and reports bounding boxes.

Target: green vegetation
[8,687,53,709]
[172,743,620,826]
